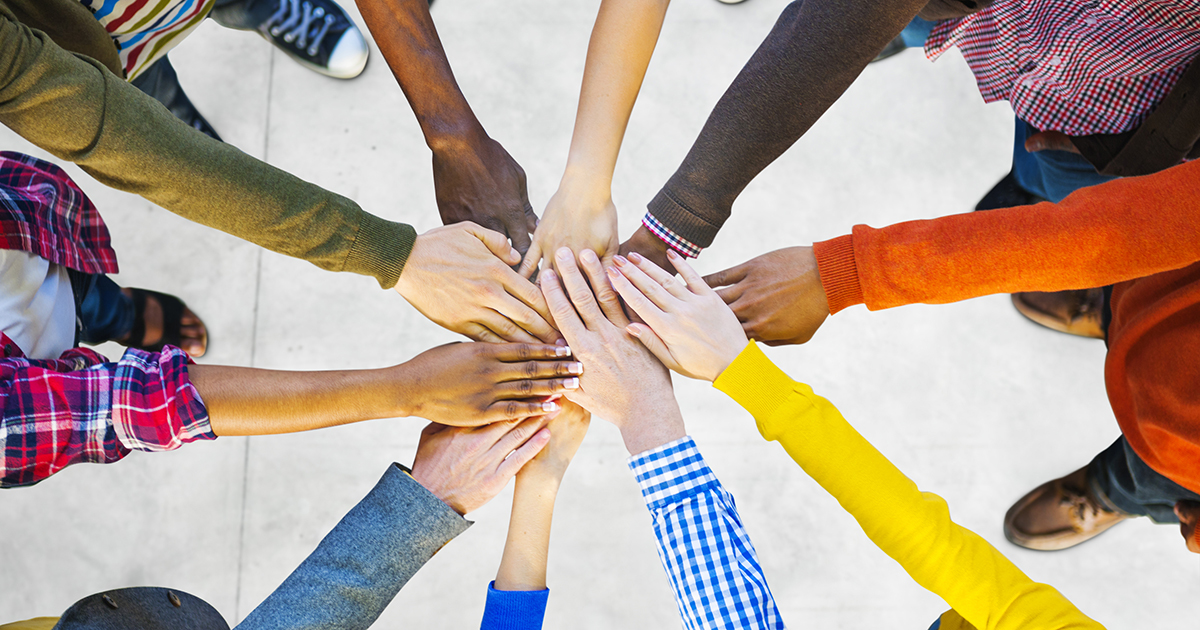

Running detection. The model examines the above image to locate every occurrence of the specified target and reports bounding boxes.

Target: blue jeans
[77,274,135,345]
[1010,119,1118,203]
[1089,437,1200,523]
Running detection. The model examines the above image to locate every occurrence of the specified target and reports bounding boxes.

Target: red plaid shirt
[0,152,213,488]
[926,0,1200,135]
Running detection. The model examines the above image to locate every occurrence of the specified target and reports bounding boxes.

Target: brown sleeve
[0,14,414,289]
[813,159,1200,313]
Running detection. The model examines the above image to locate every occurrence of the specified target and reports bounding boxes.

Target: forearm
[647,0,925,251]
[813,159,1200,313]
[191,364,412,437]
[494,473,558,591]
[560,0,670,190]
[355,0,484,149]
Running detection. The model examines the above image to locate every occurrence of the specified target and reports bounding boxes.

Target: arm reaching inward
[355,0,537,254]
[519,0,672,277]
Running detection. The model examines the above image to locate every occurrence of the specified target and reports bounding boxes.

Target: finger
[626,251,691,300]
[498,267,558,339]
[490,416,549,459]
[507,211,534,259]
[1024,130,1080,154]
[497,358,583,381]
[579,249,629,327]
[486,398,565,422]
[626,323,683,373]
[666,249,714,295]
[496,426,551,479]
[492,343,573,361]
[714,284,745,305]
[461,322,507,344]
[554,248,606,329]
[494,376,580,400]
[539,269,587,339]
[489,290,560,342]
[518,240,543,280]
[463,221,522,266]
[703,263,749,289]
[612,255,678,312]
[475,309,542,343]
[606,265,668,329]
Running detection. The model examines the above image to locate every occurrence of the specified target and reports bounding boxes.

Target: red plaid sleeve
[1,342,212,488]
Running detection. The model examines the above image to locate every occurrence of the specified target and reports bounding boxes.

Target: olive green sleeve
[0,12,414,289]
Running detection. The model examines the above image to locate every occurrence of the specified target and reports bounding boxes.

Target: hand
[395,222,559,343]
[396,342,582,426]
[540,247,685,454]
[1175,501,1200,554]
[410,418,551,516]
[518,181,619,278]
[608,250,747,382]
[518,399,591,485]
[433,134,539,256]
[618,223,673,272]
[1024,130,1081,154]
[703,246,830,346]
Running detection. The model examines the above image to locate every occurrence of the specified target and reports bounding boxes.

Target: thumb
[518,240,543,280]
[703,263,747,289]
[626,323,682,373]
[463,221,521,265]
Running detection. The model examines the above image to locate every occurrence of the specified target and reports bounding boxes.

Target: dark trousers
[70,274,135,346]
[1089,437,1200,523]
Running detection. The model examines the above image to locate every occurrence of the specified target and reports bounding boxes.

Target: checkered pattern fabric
[629,437,785,630]
[643,214,702,259]
[0,334,212,488]
[925,0,1200,135]
[0,152,118,275]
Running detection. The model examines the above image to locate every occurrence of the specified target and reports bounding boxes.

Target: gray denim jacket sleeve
[234,464,472,630]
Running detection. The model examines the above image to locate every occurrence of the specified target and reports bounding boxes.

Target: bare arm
[520,0,672,276]
[354,0,537,253]
[191,342,581,436]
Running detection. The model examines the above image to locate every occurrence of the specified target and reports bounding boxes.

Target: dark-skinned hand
[618,224,673,272]
[702,246,830,346]
[395,342,582,426]
[433,134,539,257]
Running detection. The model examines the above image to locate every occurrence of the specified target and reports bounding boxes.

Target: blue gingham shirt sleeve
[628,436,785,630]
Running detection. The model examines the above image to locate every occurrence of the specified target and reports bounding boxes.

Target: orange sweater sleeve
[812,159,1200,314]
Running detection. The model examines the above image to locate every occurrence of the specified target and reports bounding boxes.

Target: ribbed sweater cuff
[713,342,797,424]
[813,234,863,314]
[646,187,722,250]
[480,583,550,630]
[344,213,417,290]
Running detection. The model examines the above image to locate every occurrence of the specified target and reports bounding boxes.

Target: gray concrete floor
[2,0,1197,627]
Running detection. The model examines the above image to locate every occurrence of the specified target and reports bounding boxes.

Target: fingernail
[629,252,644,263]
[568,362,583,374]
[556,247,572,260]
[543,269,556,281]
[625,325,639,337]
[542,400,561,412]
[614,255,628,266]
[510,248,520,259]
[555,345,572,356]
[667,249,680,260]
[563,377,579,390]
[606,266,619,278]
[581,249,598,263]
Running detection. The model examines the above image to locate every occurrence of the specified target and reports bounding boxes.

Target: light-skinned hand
[702,246,830,346]
[395,342,581,426]
[518,181,619,279]
[608,250,747,382]
[518,399,591,486]
[411,418,551,516]
[539,247,684,455]
[394,222,560,344]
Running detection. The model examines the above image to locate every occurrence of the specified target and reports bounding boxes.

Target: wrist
[620,403,686,456]
[425,118,489,155]
[515,469,563,498]
[558,163,613,200]
[386,363,418,418]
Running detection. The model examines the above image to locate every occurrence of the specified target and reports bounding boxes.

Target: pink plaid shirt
[926,0,1200,135]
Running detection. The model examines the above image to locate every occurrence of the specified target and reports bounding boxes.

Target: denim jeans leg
[79,275,135,345]
[1020,120,1119,203]
[1088,437,1200,523]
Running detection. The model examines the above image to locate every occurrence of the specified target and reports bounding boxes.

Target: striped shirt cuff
[642,214,702,259]
[628,436,719,509]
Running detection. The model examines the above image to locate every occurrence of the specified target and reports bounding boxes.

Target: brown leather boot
[1011,288,1106,339]
[1004,466,1131,551]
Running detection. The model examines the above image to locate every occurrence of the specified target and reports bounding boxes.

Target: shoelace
[1058,485,1106,530]
[263,0,336,57]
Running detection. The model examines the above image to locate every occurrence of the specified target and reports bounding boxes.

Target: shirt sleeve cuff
[480,582,550,630]
[641,213,703,258]
[813,233,864,314]
[626,436,720,510]
[112,346,214,452]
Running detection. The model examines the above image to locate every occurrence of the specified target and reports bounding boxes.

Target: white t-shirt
[0,249,78,360]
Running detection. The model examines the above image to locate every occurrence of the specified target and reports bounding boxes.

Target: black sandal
[126,288,208,356]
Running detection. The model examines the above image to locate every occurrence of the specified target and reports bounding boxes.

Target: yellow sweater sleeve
[713,342,1104,630]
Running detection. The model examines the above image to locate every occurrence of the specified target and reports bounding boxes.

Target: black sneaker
[210,0,369,79]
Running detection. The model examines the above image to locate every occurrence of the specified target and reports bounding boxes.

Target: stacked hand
[519,180,619,278]
[703,246,830,346]
[433,134,539,256]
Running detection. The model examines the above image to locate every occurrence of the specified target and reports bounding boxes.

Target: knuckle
[517,379,534,395]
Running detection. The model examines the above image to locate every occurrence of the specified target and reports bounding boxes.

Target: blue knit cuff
[479,582,550,630]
